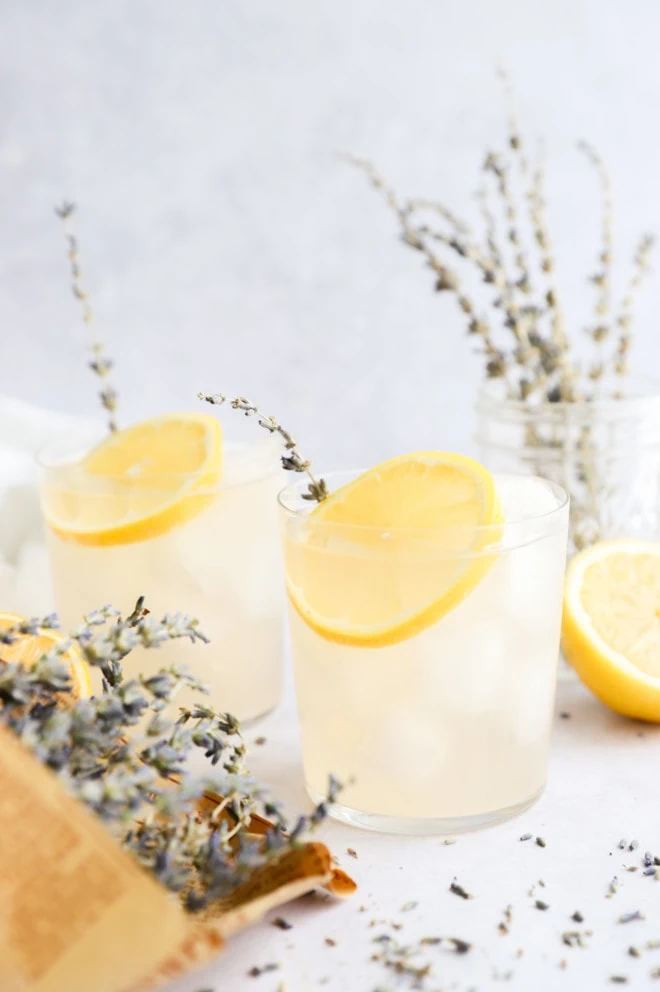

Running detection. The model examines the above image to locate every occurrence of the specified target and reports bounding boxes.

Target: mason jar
[476,379,660,556]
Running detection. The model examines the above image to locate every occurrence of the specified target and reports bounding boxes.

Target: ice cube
[358,713,450,791]
[497,474,560,525]
[175,477,282,618]
[511,664,556,744]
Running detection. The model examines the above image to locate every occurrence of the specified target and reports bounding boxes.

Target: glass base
[309,784,545,836]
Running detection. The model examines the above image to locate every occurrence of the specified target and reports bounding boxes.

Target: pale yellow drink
[280,469,568,833]
[39,418,284,723]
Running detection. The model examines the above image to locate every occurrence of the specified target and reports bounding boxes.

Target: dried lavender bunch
[198,392,329,502]
[0,601,340,910]
[579,141,614,363]
[346,155,515,394]
[350,83,654,404]
[55,202,119,432]
[613,233,655,380]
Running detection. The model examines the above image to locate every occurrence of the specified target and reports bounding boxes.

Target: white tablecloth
[167,669,660,992]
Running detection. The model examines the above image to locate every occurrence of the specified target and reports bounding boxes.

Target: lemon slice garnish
[0,612,92,700]
[43,413,222,546]
[285,451,503,648]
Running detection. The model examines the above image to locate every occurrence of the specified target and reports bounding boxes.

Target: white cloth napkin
[0,396,97,617]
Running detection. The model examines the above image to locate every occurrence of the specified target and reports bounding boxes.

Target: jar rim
[477,375,660,429]
[477,374,660,414]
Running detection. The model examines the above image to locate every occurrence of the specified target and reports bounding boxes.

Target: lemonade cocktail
[279,455,569,833]
[39,413,283,723]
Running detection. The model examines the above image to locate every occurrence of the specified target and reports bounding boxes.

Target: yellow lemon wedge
[285,452,503,648]
[562,539,660,721]
[0,612,92,701]
[43,413,223,547]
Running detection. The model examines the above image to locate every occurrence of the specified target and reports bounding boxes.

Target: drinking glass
[279,471,569,834]
[39,432,284,723]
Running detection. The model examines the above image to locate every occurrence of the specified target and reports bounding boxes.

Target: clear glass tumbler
[279,471,569,834]
[39,432,284,723]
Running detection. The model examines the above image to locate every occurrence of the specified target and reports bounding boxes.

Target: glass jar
[476,380,660,556]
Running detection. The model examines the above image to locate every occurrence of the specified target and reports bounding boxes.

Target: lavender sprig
[613,233,655,381]
[198,392,329,502]
[69,603,208,691]
[0,600,341,911]
[55,202,118,432]
[346,156,515,393]
[579,141,614,350]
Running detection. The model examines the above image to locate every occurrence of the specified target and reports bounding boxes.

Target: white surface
[2,1,660,468]
[165,673,660,992]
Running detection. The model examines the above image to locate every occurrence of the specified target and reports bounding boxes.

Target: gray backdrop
[2,0,658,467]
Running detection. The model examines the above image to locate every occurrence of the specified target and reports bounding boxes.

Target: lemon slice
[0,612,92,700]
[285,452,503,648]
[562,539,660,721]
[44,413,222,546]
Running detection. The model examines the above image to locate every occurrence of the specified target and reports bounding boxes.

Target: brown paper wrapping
[0,725,356,992]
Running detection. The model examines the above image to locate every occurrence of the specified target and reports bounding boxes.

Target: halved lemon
[0,612,92,701]
[285,452,503,648]
[43,413,223,546]
[562,539,660,721]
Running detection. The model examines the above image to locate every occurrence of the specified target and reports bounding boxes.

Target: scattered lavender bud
[562,930,592,949]
[445,937,471,954]
[618,912,645,925]
[607,877,620,898]
[248,963,279,978]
